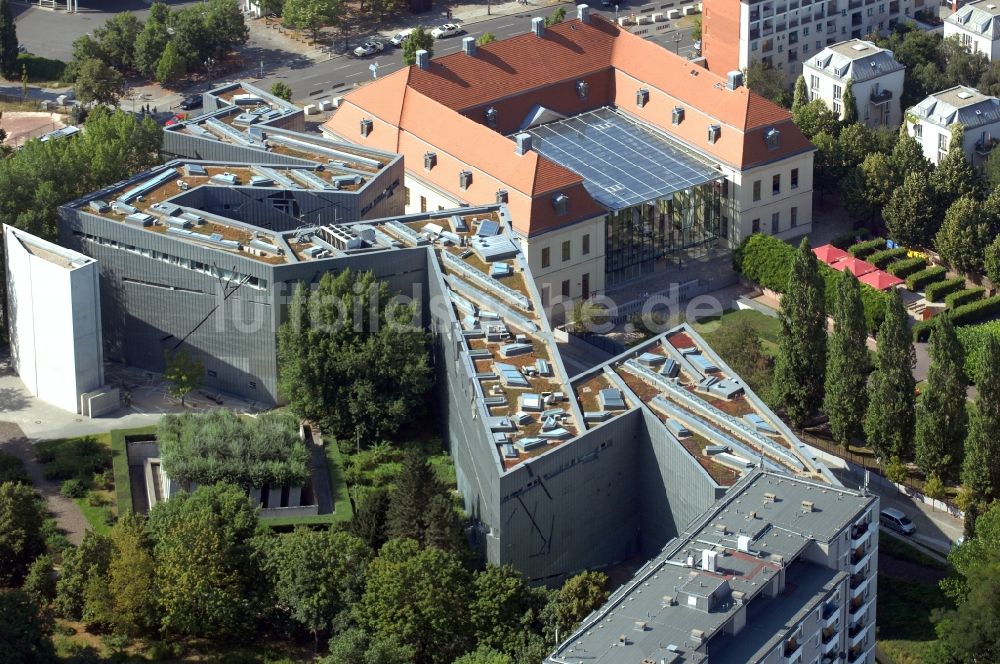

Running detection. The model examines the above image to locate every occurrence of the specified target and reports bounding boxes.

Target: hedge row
[913,294,1000,341]
[945,287,985,309]
[886,257,927,279]
[956,320,1000,383]
[848,238,887,259]
[831,228,872,250]
[869,248,910,269]
[734,234,890,333]
[906,266,947,291]
[925,277,966,303]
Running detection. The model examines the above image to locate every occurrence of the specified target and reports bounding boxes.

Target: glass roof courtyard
[522,107,721,210]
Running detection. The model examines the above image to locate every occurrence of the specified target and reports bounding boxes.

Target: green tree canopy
[74,58,126,106]
[270,81,293,101]
[386,449,464,553]
[744,60,790,107]
[962,335,1000,533]
[984,235,1000,288]
[163,348,203,404]
[0,589,55,664]
[92,11,142,72]
[100,513,157,637]
[134,12,172,79]
[791,99,839,140]
[470,564,546,655]
[864,291,916,461]
[841,79,858,124]
[0,482,45,587]
[453,646,515,664]
[543,570,609,640]
[704,315,774,403]
[403,26,434,65]
[884,170,940,247]
[155,40,187,87]
[932,125,980,209]
[325,628,415,664]
[544,6,566,26]
[774,238,827,427]
[54,529,112,621]
[935,195,993,274]
[792,75,808,112]
[824,270,869,446]
[915,315,967,482]
[0,0,17,79]
[282,0,341,40]
[476,32,497,46]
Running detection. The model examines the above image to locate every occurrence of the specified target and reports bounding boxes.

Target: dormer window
[424,152,437,170]
[553,193,570,215]
[576,80,589,100]
[708,124,721,144]
[459,170,473,190]
[673,107,685,125]
[765,127,781,150]
[496,189,508,204]
[637,88,649,108]
[360,119,373,137]
[485,107,499,129]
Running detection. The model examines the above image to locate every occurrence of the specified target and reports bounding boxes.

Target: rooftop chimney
[515,132,533,155]
[415,49,430,70]
[727,70,744,90]
[531,16,545,37]
[462,36,476,56]
[578,3,591,22]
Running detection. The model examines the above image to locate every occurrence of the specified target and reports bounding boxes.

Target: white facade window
[914,123,922,138]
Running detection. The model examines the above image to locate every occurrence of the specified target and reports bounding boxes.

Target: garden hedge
[944,287,985,309]
[886,257,927,279]
[913,294,1000,341]
[957,320,1000,383]
[906,266,947,291]
[848,238,887,259]
[734,233,890,333]
[925,277,966,303]
[870,248,910,269]
[831,228,872,250]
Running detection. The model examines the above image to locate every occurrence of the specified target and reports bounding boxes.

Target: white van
[390,29,414,47]
[880,508,916,535]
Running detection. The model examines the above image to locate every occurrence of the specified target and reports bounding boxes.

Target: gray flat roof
[523,107,720,210]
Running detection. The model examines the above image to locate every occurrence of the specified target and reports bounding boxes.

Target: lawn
[109,425,157,517]
[36,433,117,534]
[876,573,951,664]
[693,308,781,356]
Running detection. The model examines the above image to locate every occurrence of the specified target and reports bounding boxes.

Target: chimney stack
[726,70,744,90]
[531,16,545,37]
[415,49,430,70]
[578,4,591,22]
[462,36,476,56]
[515,133,533,155]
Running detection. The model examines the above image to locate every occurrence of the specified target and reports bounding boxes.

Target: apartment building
[945,0,1000,61]
[702,0,917,82]
[905,85,1000,165]
[802,39,906,127]
[322,7,814,304]
[547,471,879,664]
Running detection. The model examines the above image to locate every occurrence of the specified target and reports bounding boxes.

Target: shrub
[906,266,947,291]
[945,287,985,309]
[831,228,872,250]
[17,53,68,83]
[0,451,28,485]
[948,294,1000,326]
[957,320,1000,382]
[848,238,887,258]
[85,491,108,507]
[60,479,87,499]
[886,257,927,278]
[869,247,910,269]
[925,277,966,303]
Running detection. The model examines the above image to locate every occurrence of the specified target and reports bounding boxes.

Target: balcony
[776,22,787,31]
[850,549,872,575]
[784,637,803,659]
[823,629,839,654]
[789,17,800,27]
[776,4,788,12]
[850,595,872,620]
[823,603,840,627]
[851,576,871,599]
[849,0,862,8]
[851,522,872,548]
[827,24,837,32]
[975,138,998,157]
[751,10,761,20]
[849,621,870,648]
[750,28,761,39]
[822,625,839,645]
[764,26,775,35]
[763,7,775,17]
[815,11,825,20]
[870,89,893,105]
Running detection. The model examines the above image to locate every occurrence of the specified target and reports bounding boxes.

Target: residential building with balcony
[802,39,906,127]
[702,0,916,82]
[546,471,879,664]
[945,0,1000,61]
[905,85,1000,165]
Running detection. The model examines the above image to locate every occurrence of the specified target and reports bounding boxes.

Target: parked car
[880,508,916,535]
[179,95,202,111]
[354,40,385,57]
[390,28,414,47]
[431,23,463,39]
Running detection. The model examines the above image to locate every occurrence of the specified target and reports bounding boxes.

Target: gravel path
[0,421,88,545]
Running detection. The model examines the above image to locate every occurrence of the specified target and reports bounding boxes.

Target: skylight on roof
[958,91,974,99]
[851,43,869,51]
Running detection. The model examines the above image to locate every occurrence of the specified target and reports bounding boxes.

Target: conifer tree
[824,270,869,447]
[962,334,1000,535]
[0,0,17,80]
[792,75,808,112]
[774,238,827,427]
[915,315,967,482]
[841,79,858,124]
[864,291,916,461]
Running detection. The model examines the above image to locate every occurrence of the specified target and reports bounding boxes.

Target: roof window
[576,80,589,100]
[485,106,499,129]
[765,127,781,150]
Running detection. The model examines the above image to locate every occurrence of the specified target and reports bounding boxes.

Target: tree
[0,482,45,587]
[470,565,545,655]
[932,125,980,209]
[385,449,464,553]
[792,75,808,112]
[840,167,873,222]
[163,348,204,406]
[812,131,840,199]
[544,6,566,26]
[261,528,371,646]
[705,317,774,402]
[884,170,940,246]
[962,335,1000,531]
[0,589,55,664]
[101,513,157,637]
[985,234,1000,288]
[282,0,340,41]
[154,41,187,87]
[74,58,126,106]
[774,238,827,427]
[92,11,142,73]
[857,151,898,220]
[984,142,1000,190]
[864,291,916,461]
[454,646,515,664]
[824,271,869,447]
[135,13,172,78]
[890,131,932,180]
[54,530,111,621]
[791,99,839,140]
[270,81,293,101]
[325,628,415,664]
[691,13,702,41]
[277,270,432,441]
[476,32,497,46]
[203,0,250,59]
[0,0,17,79]
[935,195,993,274]
[403,25,433,65]
[354,539,472,664]
[915,315,967,482]
[21,554,55,606]
[841,79,858,124]
[744,60,790,107]
[544,571,609,640]
[349,488,391,551]
[149,483,263,639]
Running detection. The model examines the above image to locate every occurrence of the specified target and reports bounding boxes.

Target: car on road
[880,507,916,535]
[390,28,414,47]
[431,24,463,39]
[354,40,385,57]
[179,95,202,111]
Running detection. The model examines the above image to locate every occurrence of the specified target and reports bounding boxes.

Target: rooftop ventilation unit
[673,106,685,125]
[737,534,752,552]
[727,70,744,90]
[801,500,815,512]
[462,36,477,56]
[88,200,110,213]
[515,133,533,155]
[485,106,499,128]
[459,170,473,190]
[763,491,778,503]
[707,124,721,144]
[578,3,591,22]
[415,49,430,69]
[636,88,649,108]
[701,549,718,572]
[360,118,373,137]
[531,16,545,36]
[576,80,589,99]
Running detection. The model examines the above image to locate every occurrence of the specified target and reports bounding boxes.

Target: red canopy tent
[832,256,878,276]
[812,244,850,265]
[858,270,904,291]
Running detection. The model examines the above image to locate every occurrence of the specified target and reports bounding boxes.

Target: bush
[948,294,1000,327]
[0,451,28,485]
[831,228,872,250]
[17,53,68,83]
[869,247,910,269]
[848,238,887,258]
[906,266,947,291]
[60,479,87,499]
[957,320,1000,382]
[945,287,985,309]
[886,257,927,278]
[85,491,108,507]
[925,277,966,303]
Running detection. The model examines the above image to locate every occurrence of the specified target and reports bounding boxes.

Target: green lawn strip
[876,573,951,664]
[694,309,781,345]
[325,438,353,523]
[879,531,950,570]
[73,496,114,536]
[109,426,157,516]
